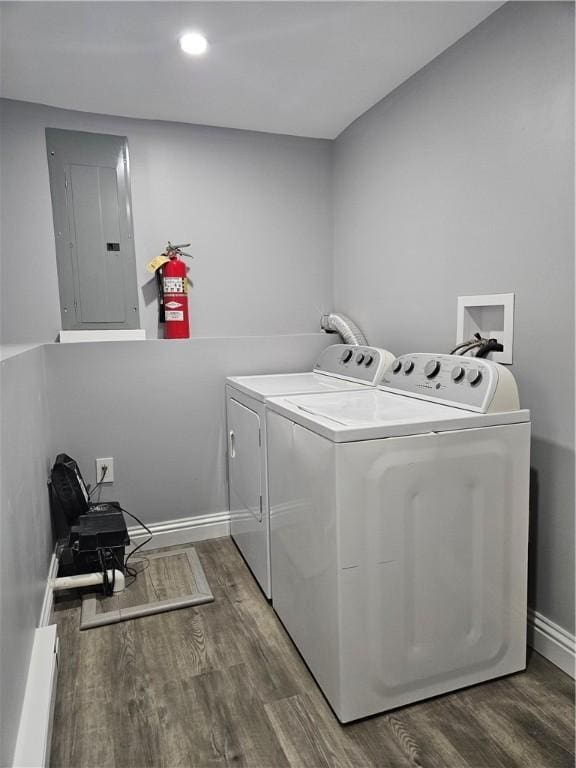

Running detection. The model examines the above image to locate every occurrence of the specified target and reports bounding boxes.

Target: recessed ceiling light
[179,32,209,56]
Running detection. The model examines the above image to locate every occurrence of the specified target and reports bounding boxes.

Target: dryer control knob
[451,366,465,383]
[424,360,441,379]
[403,360,415,374]
[392,359,402,374]
[355,353,365,365]
[341,350,353,363]
[467,368,483,386]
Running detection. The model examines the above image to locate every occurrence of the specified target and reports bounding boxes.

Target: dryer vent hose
[320,313,368,346]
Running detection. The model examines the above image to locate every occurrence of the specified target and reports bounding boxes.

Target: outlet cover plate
[95,457,114,483]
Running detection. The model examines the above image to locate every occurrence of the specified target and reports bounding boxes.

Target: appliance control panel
[314,344,396,386]
[379,353,520,413]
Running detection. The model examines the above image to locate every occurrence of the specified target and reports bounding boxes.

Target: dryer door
[228,397,262,523]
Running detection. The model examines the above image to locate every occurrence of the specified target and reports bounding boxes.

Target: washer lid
[226,372,366,402]
[266,389,530,442]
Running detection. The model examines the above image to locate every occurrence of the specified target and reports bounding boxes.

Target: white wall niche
[456,293,514,364]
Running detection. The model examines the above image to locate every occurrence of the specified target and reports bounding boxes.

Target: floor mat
[80,547,213,630]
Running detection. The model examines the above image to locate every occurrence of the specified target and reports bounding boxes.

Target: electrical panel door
[46,128,140,330]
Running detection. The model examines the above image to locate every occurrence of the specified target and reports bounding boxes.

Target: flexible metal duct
[320,313,368,346]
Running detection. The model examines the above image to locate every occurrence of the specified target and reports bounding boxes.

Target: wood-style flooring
[51,537,575,768]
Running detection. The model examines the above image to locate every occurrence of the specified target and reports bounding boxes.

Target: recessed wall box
[456,293,514,364]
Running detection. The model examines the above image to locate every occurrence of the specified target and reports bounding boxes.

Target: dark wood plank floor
[51,537,575,768]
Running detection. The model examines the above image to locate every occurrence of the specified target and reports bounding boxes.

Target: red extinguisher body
[162,255,189,339]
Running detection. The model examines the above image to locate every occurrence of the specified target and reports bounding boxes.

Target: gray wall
[44,334,331,525]
[0,99,333,344]
[0,346,53,767]
[333,2,575,634]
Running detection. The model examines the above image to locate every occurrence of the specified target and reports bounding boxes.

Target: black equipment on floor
[50,454,130,591]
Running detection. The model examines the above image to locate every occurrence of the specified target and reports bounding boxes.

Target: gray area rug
[80,546,214,630]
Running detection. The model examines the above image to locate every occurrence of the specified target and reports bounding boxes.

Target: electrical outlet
[95,457,114,484]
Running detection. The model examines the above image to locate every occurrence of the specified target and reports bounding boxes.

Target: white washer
[226,344,395,598]
[267,353,530,722]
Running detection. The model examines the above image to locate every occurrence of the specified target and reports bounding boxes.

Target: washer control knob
[392,359,402,374]
[356,353,365,365]
[403,360,415,374]
[364,354,374,367]
[451,366,465,383]
[467,368,483,386]
[341,350,353,363]
[424,359,441,379]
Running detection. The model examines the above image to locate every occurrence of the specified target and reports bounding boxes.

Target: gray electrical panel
[46,128,141,331]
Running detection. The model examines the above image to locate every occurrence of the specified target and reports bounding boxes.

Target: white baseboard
[128,511,230,551]
[528,608,575,679]
[39,552,59,628]
[13,625,59,768]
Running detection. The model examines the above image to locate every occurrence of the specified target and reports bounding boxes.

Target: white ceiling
[0,1,503,139]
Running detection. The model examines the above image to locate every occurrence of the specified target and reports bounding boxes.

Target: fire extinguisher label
[165,310,184,321]
[163,277,185,293]
[165,301,182,309]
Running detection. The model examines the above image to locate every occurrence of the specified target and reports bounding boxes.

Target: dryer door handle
[229,430,236,459]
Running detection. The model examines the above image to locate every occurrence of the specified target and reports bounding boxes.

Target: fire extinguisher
[159,242,193,339]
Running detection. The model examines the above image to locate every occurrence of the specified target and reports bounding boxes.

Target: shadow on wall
[141,277,164,339]
[528,437,575,633]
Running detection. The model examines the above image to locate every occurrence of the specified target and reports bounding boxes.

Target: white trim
[128,511,230,551]
[39,551,59,628]
[528,609,575,678]
[59,329,146,343]
[13,625,59,768]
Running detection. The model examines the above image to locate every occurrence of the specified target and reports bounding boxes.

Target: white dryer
[226,344,395,598]
[267,353,530,722]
